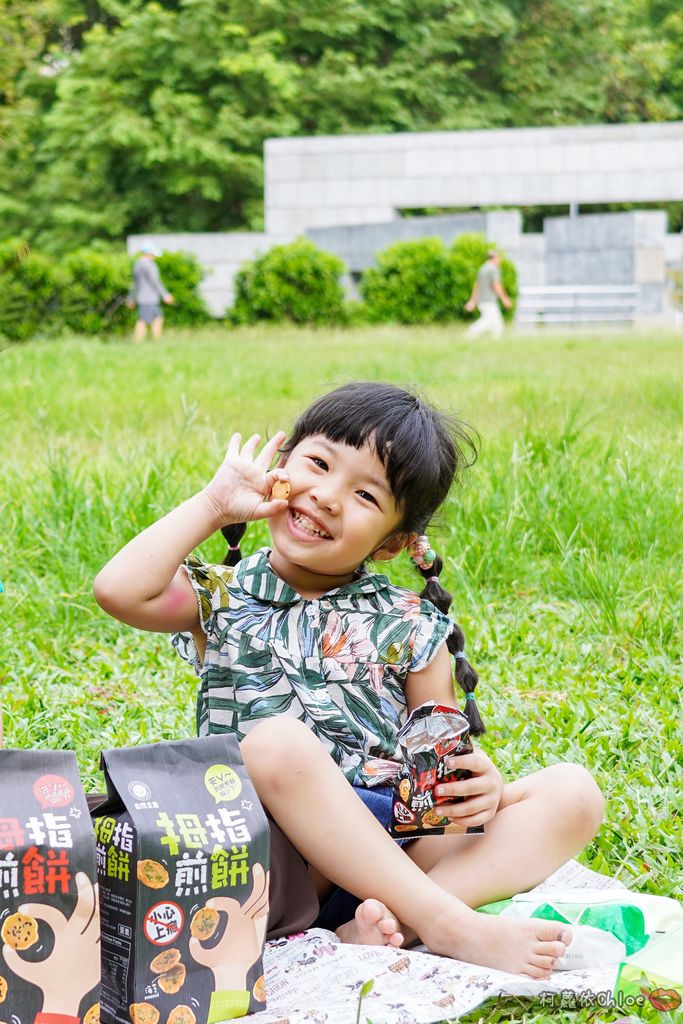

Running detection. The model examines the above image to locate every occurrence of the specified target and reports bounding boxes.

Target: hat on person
[139,241,161,257]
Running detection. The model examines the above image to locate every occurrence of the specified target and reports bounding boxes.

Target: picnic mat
[229,861,682,1024]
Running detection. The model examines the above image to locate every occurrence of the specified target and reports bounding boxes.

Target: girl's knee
[240,718,326,788]
[542,763,605,839]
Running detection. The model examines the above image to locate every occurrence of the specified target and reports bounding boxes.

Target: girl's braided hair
[223,381,483,734]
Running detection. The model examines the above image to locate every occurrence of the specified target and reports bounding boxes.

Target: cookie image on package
[0,976,6,1002]
[1,912,38,950]
[158,962,186,994]
[150,947,181,974]
[422,808,449,828]
[136,859,169,889]
[190,906,219,941]
[83,1003,100,1024]
[398,778,411,802]
[253,976,266,1003]
[167,1006,196,1024]
[129,1004,160,1024]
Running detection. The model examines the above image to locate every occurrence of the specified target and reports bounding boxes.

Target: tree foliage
[0,0,680,252]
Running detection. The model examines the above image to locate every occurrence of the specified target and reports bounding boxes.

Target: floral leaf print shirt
[172,549,455,787]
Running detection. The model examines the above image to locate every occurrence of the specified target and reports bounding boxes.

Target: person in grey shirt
[127,243,174,341]
[464,250,512,339]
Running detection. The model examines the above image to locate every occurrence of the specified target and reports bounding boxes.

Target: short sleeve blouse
[172,549,454,786]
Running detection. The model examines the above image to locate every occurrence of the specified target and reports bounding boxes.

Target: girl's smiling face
[267,434,410,595]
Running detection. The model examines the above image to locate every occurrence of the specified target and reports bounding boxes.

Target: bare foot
[335,899,404,947]
[427,907,572,979]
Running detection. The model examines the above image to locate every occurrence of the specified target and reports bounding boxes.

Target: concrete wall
[544,211,669,315]
[307,211,522,273]
[265,121,683,236]
[127,232,289,316]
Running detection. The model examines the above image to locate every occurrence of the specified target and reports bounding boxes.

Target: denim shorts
[313,784,411,932]
[137,303,162,323]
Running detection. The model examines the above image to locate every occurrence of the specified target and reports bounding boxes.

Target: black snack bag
[93,736,270,1024]
[0,749,100,1023]
[389,702,485,838]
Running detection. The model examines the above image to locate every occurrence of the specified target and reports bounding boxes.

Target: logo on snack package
[204,764,241,803]
[127,780,159,810]
[33,774,75,809]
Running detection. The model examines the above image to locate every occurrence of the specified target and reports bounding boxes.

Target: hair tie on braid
[408,535,436,571]
[221,523,247,566]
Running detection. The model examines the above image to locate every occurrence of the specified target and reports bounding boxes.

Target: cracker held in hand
[270,479,290,500]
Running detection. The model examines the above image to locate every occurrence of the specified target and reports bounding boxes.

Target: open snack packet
[389,702,484,838]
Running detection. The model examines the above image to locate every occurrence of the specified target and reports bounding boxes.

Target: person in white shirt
[464,250,512,339]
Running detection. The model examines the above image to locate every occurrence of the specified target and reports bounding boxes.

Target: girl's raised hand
[203,431,290,527]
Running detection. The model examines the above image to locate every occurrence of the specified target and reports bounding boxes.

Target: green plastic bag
[613,922,683,1014]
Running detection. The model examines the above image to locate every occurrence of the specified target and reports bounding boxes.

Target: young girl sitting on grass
[94,381,604,979]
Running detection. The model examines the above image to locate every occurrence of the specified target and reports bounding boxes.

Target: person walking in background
[464,250,512,339]
[127,242,174,341]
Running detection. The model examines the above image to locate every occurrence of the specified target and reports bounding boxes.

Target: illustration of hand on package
[189,863,270,1022]
[2,873,100,1019]
[0,751,101,1024]
[94,736,270,1024]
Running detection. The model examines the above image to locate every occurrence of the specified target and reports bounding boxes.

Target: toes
[533,939,567,960]
[536,922,571,950]
[388,931,404,947]
[378,916,398,935]
[356,899,383,927]
[529,954,557,973]
[523,962,552,980]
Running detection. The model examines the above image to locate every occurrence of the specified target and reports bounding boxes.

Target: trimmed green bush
[359,233,518,325]
[451,233,518,323]
[154,251,212,327]
[0,239,65,342]
[231,238,346,325]
[360,237,458,324]
[0,243,211,341]
[61,249,135,335]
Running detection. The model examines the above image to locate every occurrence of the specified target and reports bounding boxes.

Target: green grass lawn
[2,325,681,1022]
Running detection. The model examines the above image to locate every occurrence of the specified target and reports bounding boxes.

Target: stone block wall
[265,122,683,236]
[544,211,670,315]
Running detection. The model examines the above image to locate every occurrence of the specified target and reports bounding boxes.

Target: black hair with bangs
[280,381,476,534]
[223,381,485,734]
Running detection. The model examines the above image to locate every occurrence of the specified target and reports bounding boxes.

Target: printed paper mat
[228,861,628,1024]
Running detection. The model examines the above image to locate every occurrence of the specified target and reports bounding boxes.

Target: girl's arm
[405,644,504,829]
[93,432,289,633]
[404,643,457,712]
